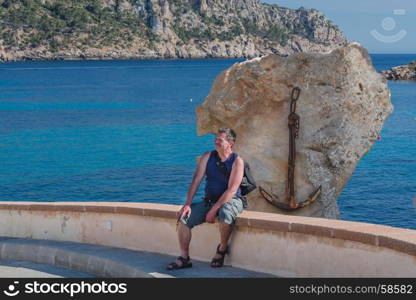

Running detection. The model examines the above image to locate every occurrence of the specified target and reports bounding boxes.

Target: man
[167,128,245,270]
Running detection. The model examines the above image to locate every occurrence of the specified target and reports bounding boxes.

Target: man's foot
[211,244,228,268]
[166,256,192,270]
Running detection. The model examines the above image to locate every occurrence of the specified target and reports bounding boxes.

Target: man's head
[215,128,236,152]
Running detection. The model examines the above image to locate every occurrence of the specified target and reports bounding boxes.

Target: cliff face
[0,0,349,61]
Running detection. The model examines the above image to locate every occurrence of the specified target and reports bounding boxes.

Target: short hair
[218,128,236,144]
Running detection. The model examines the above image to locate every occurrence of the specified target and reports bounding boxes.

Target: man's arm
[184,151,210,206]
[206,156,244,222]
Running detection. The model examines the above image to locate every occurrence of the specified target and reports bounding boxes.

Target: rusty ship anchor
[259,87,321,211]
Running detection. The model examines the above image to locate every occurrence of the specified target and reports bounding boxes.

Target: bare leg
[219,222,233,249]
[167,222,193,269]
[178,222,192,260]
[211,222,233,266]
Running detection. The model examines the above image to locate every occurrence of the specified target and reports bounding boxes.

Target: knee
[218,205,228,219]
[179,218,194,230]
[218,206,234,225]
[178,221,192,231]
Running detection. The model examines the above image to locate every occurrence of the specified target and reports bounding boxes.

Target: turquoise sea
[0,54,415,230]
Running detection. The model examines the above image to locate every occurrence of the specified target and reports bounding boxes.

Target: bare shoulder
[234,155,244,166]
[196,151,211,165]
[201,151,211,162]
[203,150,212,158]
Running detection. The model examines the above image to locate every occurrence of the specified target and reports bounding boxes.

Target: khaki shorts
[180,196,244,229]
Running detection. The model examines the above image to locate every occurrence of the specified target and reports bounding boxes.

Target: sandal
[210,244,228,268]
[166,256,192,270]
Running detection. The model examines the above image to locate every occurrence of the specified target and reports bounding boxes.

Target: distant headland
[381,61,416,81]
[0,0,348,62]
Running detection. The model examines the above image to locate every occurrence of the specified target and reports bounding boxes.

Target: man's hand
[205,207,218,223]
[178,204,191,220]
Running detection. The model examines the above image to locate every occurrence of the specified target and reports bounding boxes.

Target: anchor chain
[259,87,321,211]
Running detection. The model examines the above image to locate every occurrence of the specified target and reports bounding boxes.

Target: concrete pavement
[0,237,275,278]
[0,260,94,278]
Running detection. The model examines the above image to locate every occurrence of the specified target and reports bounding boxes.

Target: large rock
[196,42,393,219]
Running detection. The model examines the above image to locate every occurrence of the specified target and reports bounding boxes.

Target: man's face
[215,132,233,151]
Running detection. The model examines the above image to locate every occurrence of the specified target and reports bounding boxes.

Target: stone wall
[0,202,414,277]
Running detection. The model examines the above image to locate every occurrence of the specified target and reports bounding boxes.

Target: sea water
[0,55,415,229]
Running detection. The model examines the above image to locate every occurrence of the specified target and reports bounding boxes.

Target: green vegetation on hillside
[242,21,289,46]
[0,0,332,55]
[0,0,153,52]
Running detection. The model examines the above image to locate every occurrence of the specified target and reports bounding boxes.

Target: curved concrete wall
[0,202,414,277]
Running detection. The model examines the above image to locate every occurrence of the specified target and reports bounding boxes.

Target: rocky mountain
[0,0,349,61]
[381,61,416,81]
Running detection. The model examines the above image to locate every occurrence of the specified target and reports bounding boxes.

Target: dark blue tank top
[204,150,242,199]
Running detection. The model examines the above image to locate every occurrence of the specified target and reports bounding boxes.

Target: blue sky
[263,0,416,54]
